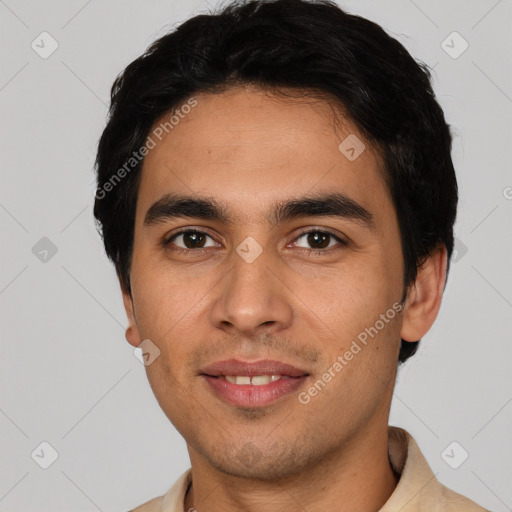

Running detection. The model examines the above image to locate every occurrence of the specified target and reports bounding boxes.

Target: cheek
[288,250,400,326]
[289,257,403,379]
[130,247,203,335]
[130,255,214,376]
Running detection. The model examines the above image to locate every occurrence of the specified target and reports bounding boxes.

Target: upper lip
[200,359,309,377]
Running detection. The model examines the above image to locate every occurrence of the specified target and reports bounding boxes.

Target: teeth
[251,375,272,386]
[224,375,282,385]
[225,375,250,385]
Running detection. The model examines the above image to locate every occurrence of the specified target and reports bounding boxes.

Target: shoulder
[127,469,192,512]
[440,485,491,512]
[386,427,489,511]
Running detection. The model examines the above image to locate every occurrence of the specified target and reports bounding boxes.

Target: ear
[400,245,448,342]
[120,278,142,348]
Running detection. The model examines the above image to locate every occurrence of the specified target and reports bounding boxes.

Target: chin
[197,438,316,482]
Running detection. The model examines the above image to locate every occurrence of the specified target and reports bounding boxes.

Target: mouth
[199,359,310,408]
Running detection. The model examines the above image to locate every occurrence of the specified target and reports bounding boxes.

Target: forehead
[136,86,389,224]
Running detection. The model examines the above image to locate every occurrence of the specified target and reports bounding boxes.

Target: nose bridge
[230,249,273,299]
[210,245,293,335]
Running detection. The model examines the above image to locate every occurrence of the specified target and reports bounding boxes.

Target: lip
[199,359,309,408]
[200,358,309,378]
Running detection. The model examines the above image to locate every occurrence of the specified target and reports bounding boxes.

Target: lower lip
[202,375,307,408]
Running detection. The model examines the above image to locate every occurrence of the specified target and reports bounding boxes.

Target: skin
[121,86,447,512]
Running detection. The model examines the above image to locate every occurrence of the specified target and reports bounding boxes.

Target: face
[123,86,413,480]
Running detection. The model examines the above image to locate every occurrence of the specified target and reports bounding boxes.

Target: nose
[210,251,293,338]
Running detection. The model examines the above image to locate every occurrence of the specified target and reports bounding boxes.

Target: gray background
[1,0,511,510]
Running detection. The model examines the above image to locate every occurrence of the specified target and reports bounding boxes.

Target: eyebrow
[144,194,230,226]
[143,192,374,230]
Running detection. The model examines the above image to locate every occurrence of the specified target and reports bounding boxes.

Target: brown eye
[293,230,345,251]
[307,231,330,249]
[167,230,217,250]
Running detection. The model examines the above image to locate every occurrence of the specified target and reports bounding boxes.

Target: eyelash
[163,228,347,255]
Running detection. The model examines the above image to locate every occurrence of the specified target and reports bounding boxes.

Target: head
[94,0,456,480]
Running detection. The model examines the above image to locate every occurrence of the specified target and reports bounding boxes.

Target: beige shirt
[130,427,488,512]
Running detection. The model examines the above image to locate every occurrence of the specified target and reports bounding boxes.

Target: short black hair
[94,0,458,364]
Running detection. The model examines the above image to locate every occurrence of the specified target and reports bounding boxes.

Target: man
[93,0,488,510]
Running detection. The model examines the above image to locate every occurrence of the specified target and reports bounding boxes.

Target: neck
[184,426,398,512]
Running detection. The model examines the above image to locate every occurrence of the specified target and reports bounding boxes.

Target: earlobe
[400,245,448,342]
[120,281,142,348]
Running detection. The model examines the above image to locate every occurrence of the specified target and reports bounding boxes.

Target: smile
[200,359,309,408]
[223,375,287,385]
